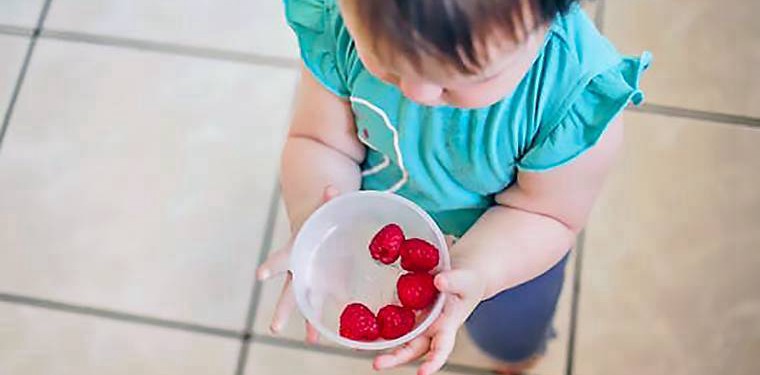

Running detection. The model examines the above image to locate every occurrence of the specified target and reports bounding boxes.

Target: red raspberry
[400,238,440,272]
[369,224,405,265]
[339,303,380,341]
[377,304,416,340]
[397,272,439,310]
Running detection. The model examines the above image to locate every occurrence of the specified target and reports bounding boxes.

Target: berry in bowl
[289,191,450,351]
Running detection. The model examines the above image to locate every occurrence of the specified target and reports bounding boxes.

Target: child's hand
[255,185,341,344]
[374,238,487,375]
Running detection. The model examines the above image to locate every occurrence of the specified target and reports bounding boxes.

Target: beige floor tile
[255,201,575,374]
[0,0,45,28]
[0,303,238,375]
[246,341,474,375]
[0,35,28,118]
[575,112,760,375]
[45,0,298,58]
[0,39,297,329]
[580,0,602,25]
[603,0,760,118]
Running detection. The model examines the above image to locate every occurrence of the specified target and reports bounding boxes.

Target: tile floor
[0,0,758,374]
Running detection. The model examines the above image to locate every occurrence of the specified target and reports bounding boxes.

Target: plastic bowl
[289,191,450,351]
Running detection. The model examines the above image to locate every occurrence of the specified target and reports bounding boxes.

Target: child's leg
[464,252,570,363]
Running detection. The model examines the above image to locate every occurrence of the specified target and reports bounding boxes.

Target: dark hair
[350,0,578,74]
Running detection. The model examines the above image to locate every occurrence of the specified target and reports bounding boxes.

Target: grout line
[242,184,283,331]
[251,335,495,375]
[564,231,586,375]
[235,76,301,375]
[9,25,760,135]
[590,0,760,130]
[19,25,760,132]
[628,103,760,129]
[0,292,243,339]
[254,335,377,360]
[234,182,283,375]
[593,0,606,32]
[40,29,299,69]
[0,24,34,37]
[0,0,53,151]
[234,334,252,375]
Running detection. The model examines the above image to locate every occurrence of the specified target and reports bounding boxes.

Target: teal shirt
[285,0,651,237]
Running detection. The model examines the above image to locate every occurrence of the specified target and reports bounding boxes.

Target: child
[256,0,650,374]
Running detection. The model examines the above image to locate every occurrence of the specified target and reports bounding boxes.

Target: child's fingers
[304,292,324,344]
[373,335,430,370]
[258,186,338,282]
[322,185,340,203]
[305,321,320,344]
[269,274,296,334]
[256,239,294,281]
[263,186,340,337]
[434,270,483,299]
[433,270,485,330]
[436,292,479,337]
[444,235,457,248]
[419,330,456,375]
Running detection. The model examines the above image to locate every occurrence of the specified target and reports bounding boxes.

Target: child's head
[339,0,578,108]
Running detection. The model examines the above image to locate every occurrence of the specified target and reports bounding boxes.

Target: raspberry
[339,303,380,341]
[400,238,440,272]
[397,272,439,310]
[377,304,416,340]
[369,223,405,265]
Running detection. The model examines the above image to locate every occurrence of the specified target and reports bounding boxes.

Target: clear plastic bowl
[289,191,450,351]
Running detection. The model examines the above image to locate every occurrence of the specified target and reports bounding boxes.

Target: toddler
[257,0,650,374]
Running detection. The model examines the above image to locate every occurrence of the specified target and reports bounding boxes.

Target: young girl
[256,0,650,374]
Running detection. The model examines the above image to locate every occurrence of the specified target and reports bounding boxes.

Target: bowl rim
[289,190,450,351]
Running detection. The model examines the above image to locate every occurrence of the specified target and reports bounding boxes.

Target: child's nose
[398,78,443,105]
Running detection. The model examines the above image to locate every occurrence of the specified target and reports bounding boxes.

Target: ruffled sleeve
[283,0,349,97]
[517,52,652,172]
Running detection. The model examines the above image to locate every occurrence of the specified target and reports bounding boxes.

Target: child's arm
[257,66,365,336]
[375,118,624,375]
[457,117,623,298]
[281,66,365,231]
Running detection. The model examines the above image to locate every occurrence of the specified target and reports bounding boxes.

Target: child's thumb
[256,239,294,281]
[434,270,483,297]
